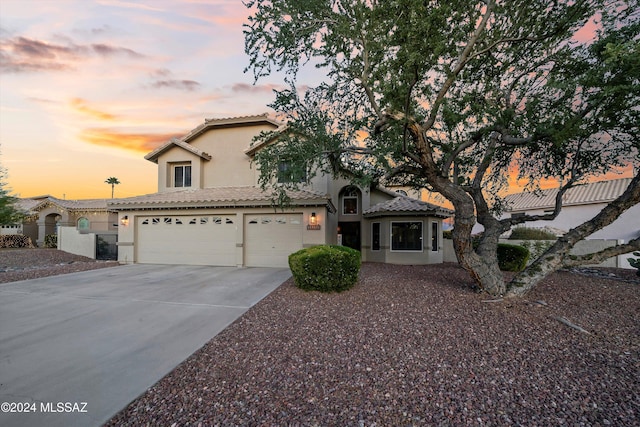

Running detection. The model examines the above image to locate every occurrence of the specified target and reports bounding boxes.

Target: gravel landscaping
[0,248,119,283]
[105,263,639,426]
[2,249,638,425]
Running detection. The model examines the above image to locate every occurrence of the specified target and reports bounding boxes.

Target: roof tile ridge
[205,112,271,122]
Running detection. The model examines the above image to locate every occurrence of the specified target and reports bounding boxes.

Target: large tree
[0,167,23,226]
[244,0,640,296]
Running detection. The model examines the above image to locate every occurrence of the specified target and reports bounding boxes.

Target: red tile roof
[107,186,332,210]
[364,196,453,218]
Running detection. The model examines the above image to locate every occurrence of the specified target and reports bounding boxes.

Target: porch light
[307,212,321,230]
[120,215,129,226]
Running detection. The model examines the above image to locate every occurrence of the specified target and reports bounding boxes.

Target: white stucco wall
[58,226,96,259]
[506,202,640,242]
[472,201,640,243]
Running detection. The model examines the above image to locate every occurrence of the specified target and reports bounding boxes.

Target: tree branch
[562,237,640,267]
[468,35,544,61]
[441,132,483,176]
[562,172,640,245]
[502,170,582,229]
[383,163,424,181]
[358,34,383,119]
[422,0,496,132]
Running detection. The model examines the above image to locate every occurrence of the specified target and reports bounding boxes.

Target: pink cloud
[0,35,144,73]
[231,82,285,94]
[151,79,201,91]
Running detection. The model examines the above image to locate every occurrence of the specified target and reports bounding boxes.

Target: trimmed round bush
[498,243,530,272]
[288,245,361,292]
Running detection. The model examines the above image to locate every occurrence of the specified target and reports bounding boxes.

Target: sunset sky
[0,0,320,199]
[1,1,632,201]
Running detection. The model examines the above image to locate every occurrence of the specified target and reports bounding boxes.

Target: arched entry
[44,213,60,242]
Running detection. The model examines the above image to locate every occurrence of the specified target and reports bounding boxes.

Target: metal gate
[96,234,118,260]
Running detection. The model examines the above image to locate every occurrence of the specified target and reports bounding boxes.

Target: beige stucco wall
[156,123,278,191]
[156,150,204,192]
[58,226,96,258]
[362,216,445,265]
[31,207,116,246]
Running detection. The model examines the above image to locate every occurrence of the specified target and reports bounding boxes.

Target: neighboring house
[13,196,118,246]
[109,114,453,268]
[503,178,640,243]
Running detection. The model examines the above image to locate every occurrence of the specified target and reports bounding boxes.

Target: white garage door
[244,214,303,267]
[136,215,237,266]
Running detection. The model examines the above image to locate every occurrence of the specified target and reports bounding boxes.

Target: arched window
[77,217,90,231]
[341,186,360,215]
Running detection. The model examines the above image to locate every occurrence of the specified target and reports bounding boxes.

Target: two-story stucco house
[109,114,452,268]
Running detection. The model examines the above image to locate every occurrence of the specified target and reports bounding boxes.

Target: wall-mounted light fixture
[120,215,129,227]
[307,212,321,230]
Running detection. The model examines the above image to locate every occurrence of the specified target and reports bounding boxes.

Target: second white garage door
[136,215,237,266]
[244,214,303,267]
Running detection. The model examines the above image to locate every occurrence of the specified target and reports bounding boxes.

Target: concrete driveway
[0,264,290,427]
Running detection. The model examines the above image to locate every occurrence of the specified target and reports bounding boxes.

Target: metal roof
[505,178,633,211]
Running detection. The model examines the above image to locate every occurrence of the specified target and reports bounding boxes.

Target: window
[372,222,381,251]
[342,189,359,215]
[277,160,306,183]
[174,164,192,187]
[77,217,89,231]
[431,222,439,252]
[391,221,423,251]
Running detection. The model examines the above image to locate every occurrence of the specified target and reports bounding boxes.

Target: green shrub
[497,243,530,272]
[288,245,361,292]
[443,230,453,240]
[509,227,557,240]
[43,234,57,248]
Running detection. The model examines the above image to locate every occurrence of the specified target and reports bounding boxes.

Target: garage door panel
[137,215,236,266]
[244,214,302,268]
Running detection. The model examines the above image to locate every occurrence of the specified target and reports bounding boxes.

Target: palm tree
[105,177,120,199]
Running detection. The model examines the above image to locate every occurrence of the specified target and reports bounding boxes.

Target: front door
[338,221,361,251]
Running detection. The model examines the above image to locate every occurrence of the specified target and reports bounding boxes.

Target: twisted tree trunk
[507,173,640,297]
